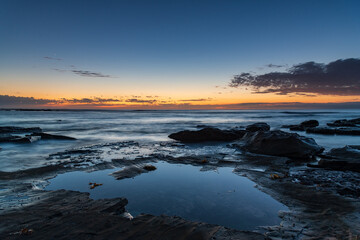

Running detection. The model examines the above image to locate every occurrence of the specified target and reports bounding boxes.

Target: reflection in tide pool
[46,162,288,230]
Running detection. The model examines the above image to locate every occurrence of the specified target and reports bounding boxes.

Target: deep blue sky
[0,0,360,106]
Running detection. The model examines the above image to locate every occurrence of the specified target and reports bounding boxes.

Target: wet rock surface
[309,145,360,172]
[0,126,76,143]
[235,130,324,159]
[0,126,42,134]
[110,165,157,180]
[283,120,319,131]
[306,126,360,135]
[0,134,42,143]
[1,119,360,239]
[0,190,264,240]
[168,127,246,143]
[245,122,270,132]
[30,132,76,140]
[291,168,360,198]
[327,117,360,127]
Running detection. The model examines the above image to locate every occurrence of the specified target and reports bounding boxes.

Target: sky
[1,0,360,109]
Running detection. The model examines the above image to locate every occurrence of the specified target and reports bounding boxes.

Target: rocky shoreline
[1,118,360,239]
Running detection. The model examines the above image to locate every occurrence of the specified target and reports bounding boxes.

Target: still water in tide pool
[46,161,288,230]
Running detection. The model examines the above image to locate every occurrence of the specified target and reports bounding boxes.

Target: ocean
[1,109,360,230]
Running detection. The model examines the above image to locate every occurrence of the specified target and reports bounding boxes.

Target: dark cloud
[71,70,113,78]
[125,98,157,104]
[0,95,121,107]
[265,64,285,68]
[44,56,62,61]
[220,101,360,109]
[179,98,210,102]
[61,98,121,104]
[230,58,360,96]
[53,68,67,73]
[0,95,57,105]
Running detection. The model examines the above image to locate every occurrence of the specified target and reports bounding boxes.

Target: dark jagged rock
[245,122,270,132]
[309,145,360,172]
[289,125,305,131]
[110,165,157,180]
[306,127,360,135]
[0,132,75,143]
[169,127,246,143]
[0,133,19,142]
[282,120,319,131]
[281,124,298,129]
[327,118,360,127]
[31,132,76,140]
[0,126,42,134]
[196,124,214,128]
[300,120,319,128]
[0,190,264,240]
[237,130,324,159]
[0,134,40,143]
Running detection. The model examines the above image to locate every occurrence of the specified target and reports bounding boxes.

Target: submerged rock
[0,134,40,143]
[110,165,157,180]
[0,126,42,134]
[169,127,246,143]
[237,130,324,159]
[0,132,75,143]
[0,133,19,142]
[245,122,270,132]
[306,127,360,135]
[309,145,360,172]
[282,120,319,131]
[327,118,360,127]
[30,132,76,140]
[300,120,319,128]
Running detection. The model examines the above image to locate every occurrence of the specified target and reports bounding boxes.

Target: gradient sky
[1,0,360,109]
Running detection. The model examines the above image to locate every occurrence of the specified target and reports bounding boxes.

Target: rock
[245,122,270,132]
[237,130,324,159]
[168,127,246,143]
[0,134,39,143]
[309,145,360,172]
[0,190,265,240]
[30,133,76,140]
[0,126,42,134]
[8,137,33,143]
[0,132,75,143]
[306,127,360,135]
[282,120,319,131]
[316,159,360,172]
[300,120,319,128]
[327,118,360,127]
[110,165,156,180]
[0,133,19,142]
[143,165,157,171]
[196,124,213,128]
[289,125,306,131]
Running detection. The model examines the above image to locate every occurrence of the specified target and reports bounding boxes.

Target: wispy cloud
[125,98,157,104]
[230,58,360,96]
[265,63,286,68]
[179,98,211,102]
[71,70,113,78]
[53,68,67,73]
[61,98,121,104]
[44,56,62,61]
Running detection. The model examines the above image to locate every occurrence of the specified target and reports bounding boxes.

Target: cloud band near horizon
[230,58,360,96]
[2,95,360,110]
